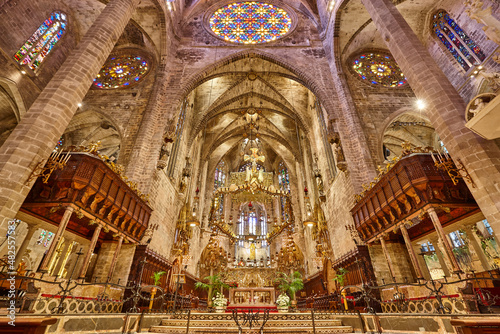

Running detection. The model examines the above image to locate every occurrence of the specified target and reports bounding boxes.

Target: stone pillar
[429,236,451,277]
[360,0,500,234]
[39,206,74,272]
[400,224,424,279]
[463,224,491,271]
[13,223,39,268]
[379,237,396,282]
[79,224,102,279]
[108,235,124,281]
[0,0,141,237]
[428,208,461,273]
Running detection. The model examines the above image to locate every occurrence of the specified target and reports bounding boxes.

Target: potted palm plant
[275,271,304,309]
[195,273,229,308]
[332,267,349,310]
[149,271,166,309]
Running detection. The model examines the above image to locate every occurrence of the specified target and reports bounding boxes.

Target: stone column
[39,206,74,272]
[107,234,124,281]
[79,224,102,279]
[360,0,500,234]
[428,208,461,273]
[13,223,39,268]
[0,0,141,236]
[399,224,424,279]
[463,224,491,271]
[379,237,396,282]
[429,236,451,277]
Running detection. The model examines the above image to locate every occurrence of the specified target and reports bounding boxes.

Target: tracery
[209,2,292,44]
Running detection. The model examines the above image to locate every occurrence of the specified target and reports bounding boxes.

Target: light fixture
[303,220,316,228]
[77,103,82,107]
[21,70,26,75]
[188,220,200,228]
[416,99,425,110]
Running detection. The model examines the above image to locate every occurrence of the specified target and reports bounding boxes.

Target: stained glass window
[214,160,226,217]
[167,99,188,177]
[14,12,67,71]
[278,161,289,192]
[351,52,407,87]
[36,230,54,247]
[214,160,226,190]
[93,54,150,89]
[432,10,485,71]
[209,2,292,44]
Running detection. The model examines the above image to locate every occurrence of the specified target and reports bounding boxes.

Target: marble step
[160,319,343,327]
[149,325,353,333]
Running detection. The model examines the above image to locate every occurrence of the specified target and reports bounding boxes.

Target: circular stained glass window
[209,2,292,44]
[93,54,150,89]
[351,52,407,88]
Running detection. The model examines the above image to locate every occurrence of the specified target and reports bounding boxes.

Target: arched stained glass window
[214,160,226,190]
[239,162,265,172]
[278,161,289,192]
[14,11,67,71]
[36,230,54,247]
[214,160,226,217]
[432,10,485,71]
[209,2,292,44]
[167,100,188,177]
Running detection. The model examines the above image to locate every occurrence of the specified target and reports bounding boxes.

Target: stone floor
[147,312,353,333]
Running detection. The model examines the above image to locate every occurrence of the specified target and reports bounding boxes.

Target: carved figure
[465,0,500,45]
[477,71,500,92]
[466,93,497,121]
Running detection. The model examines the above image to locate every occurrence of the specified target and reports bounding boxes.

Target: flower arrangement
[227,282,238,288]
[276,293,290,307]
[212,292,228,307]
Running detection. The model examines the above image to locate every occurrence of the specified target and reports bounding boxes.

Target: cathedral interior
[1,0,500,333]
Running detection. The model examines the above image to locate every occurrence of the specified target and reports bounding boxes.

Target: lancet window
[214,160,226,190]
[167,99,188,177]
[36,230,54,247]
[14,11,67,71]
[278,161,289,192]
[214,160,226,217]
[432,10,485,71]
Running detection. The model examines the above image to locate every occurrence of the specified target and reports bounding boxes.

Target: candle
[431,154,437,163]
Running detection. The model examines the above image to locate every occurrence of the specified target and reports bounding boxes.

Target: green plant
[332,267,349,287]
[275,271,304,301]
[195,274,230,301]
[151,271,166,286]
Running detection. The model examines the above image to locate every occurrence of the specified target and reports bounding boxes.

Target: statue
[470,97,487,117]
[249,243,256,260]
[157,136,174,170]
[331,137,347,172]
[244,148,265,185]
[477,71,500,92]
[465,0,500,64]
[465,93,497,121]
[465,1,500,45]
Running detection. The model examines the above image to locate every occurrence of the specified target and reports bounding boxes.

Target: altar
[229,287,276,306]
